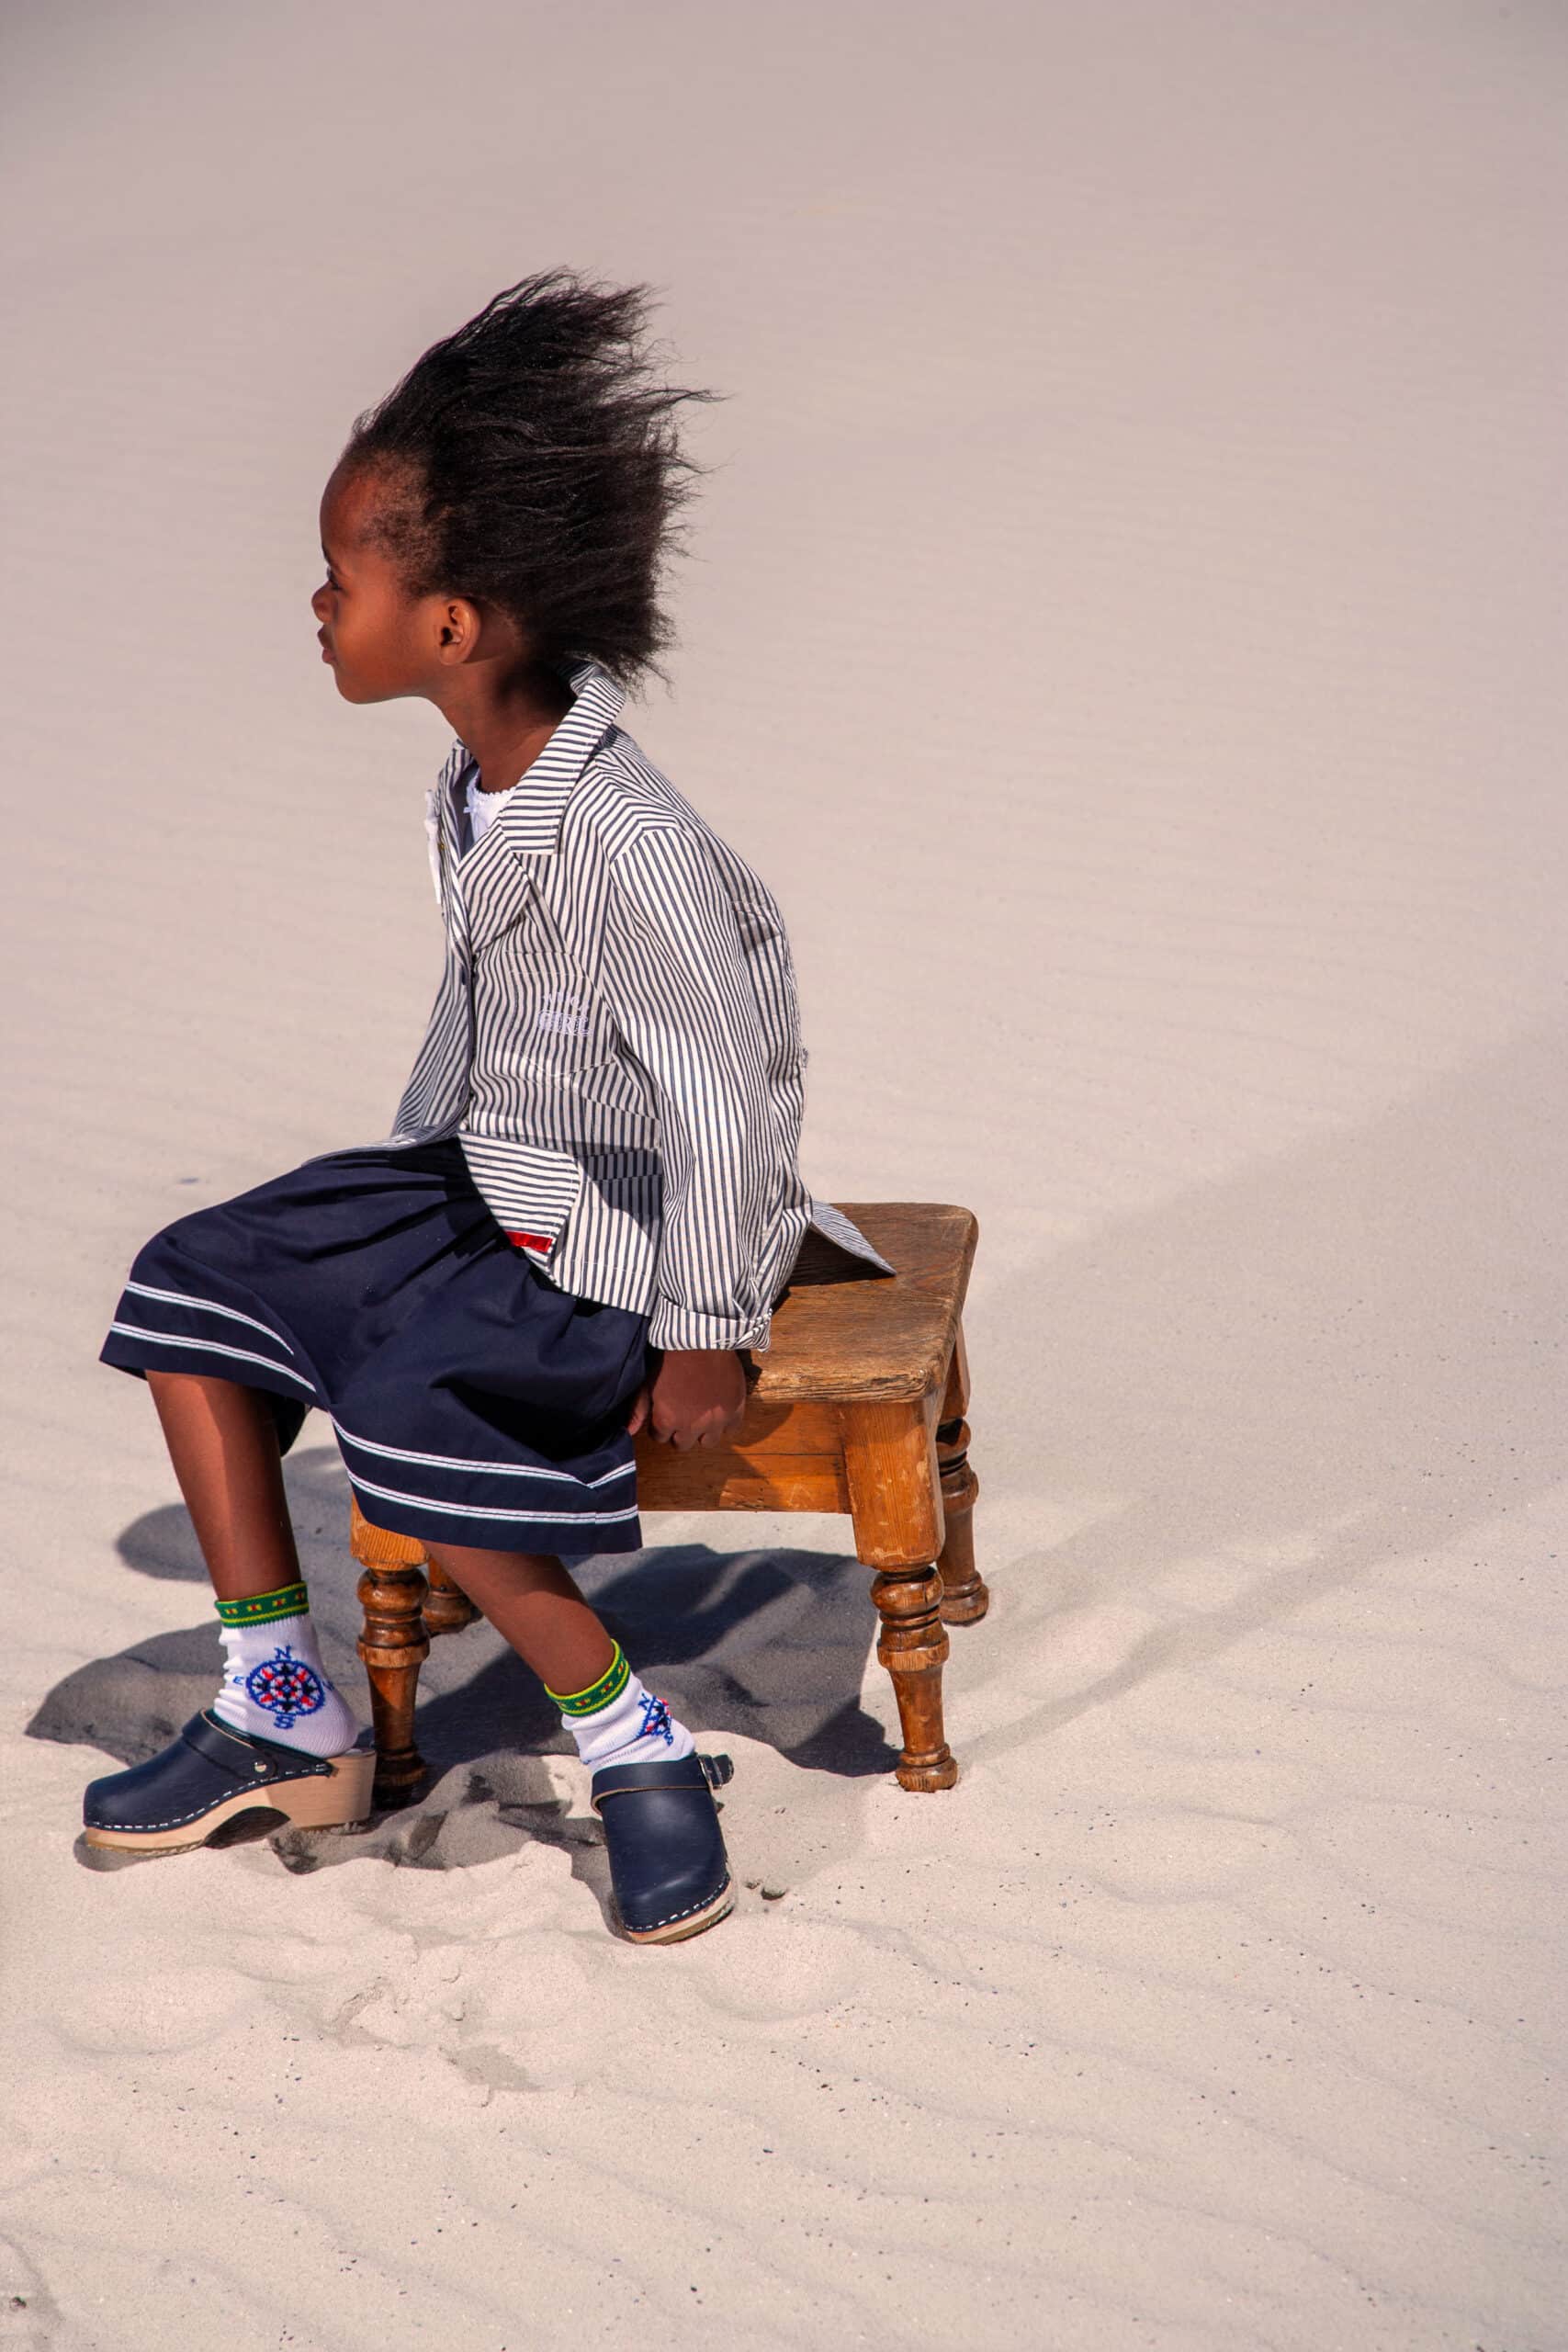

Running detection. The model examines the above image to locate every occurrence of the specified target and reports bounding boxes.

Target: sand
[3,4,1565,2346]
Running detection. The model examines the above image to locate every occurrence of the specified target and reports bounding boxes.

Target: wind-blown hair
[342,269,716,687]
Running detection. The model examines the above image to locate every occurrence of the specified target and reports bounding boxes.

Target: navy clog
[83,1709,375,1853]
[591,1750,735,1943]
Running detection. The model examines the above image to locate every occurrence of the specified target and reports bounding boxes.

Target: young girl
[84,269,887,1943]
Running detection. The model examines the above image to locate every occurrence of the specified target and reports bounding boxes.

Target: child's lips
[318,631,334,662]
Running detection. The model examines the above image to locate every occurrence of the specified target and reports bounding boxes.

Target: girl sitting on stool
[85,267,887,1942]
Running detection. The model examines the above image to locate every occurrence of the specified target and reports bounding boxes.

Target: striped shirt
[389,660,890,1351]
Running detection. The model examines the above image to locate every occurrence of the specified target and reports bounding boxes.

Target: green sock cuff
[215,1580,310,1628]
[545,1642,630,1717]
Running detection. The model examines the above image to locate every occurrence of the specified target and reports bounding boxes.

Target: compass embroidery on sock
[243,1646,326,1732]
[637,1692,674,1747]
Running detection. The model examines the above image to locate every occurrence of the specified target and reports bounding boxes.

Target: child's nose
[310,585,329,620]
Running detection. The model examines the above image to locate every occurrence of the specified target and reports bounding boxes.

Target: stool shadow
[27,1456,899,1883]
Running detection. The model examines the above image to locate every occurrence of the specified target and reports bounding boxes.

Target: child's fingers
[626,1383,651,1435]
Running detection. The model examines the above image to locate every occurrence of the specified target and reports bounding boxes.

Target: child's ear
[435,595,481,662]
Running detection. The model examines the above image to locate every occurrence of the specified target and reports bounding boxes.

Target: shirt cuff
[648,1299,773,1354]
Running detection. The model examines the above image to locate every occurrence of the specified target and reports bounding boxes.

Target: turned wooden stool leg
[349,1498,432,1809]
[841,1397,959,1792]
[423,1554,480,1637]
[932,1325,987,1623]
[870,1562,960,1792]
[935,1418,987,1624]
[356,1563,431,1808]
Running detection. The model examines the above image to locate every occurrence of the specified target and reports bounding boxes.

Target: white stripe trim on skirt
[106,1322,318,1393]
[347,1471,640,1527]
[123,1280,299,1352]
[333,1418,635,1487]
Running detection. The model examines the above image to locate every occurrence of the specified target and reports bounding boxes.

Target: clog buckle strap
[589,1750,733,1816]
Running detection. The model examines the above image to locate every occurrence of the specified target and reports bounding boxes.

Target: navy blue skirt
[100,1142,653,1555]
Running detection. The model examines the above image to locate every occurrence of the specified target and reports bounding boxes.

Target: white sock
[211,1580,362,1758]
[547,1642,694,1773]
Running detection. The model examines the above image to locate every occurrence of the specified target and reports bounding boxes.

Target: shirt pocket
[472,892,649,1117]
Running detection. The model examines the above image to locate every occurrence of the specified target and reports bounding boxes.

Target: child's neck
[446,663,575,795]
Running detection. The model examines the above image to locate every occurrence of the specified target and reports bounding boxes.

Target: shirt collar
[441,658,626,858]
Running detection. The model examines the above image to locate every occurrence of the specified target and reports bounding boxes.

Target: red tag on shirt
[503,1230,555,1254]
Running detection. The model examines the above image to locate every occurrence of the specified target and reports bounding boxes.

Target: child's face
[310,464,439,706]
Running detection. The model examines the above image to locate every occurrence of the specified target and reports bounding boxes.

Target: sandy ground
[3,4,1565,2346]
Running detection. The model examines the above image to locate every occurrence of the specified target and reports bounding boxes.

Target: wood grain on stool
[350,1203,984,1796]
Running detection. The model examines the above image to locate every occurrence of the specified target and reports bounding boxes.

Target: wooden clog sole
[619,1878,736,1946]
[83,1747,376,1854]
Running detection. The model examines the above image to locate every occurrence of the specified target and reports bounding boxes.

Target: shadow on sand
[28,1455,897,1891]
[29,1025,1568,1886]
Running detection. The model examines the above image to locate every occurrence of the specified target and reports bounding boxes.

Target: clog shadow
[28,1461,899,1886]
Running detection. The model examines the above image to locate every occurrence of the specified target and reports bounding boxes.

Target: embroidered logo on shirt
[536,989,592,1038]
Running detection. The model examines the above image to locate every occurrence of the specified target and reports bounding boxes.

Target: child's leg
[428,1540,730,1943]
[425,1543,694,1770]
[147,1370,302,1599]
[147,1369,361,1756]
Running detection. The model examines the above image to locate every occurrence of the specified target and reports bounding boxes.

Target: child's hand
[627,1349,748,1451]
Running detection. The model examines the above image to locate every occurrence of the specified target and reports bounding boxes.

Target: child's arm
[603,825,799,1442]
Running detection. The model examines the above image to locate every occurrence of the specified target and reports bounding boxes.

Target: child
[84,269,887,1943]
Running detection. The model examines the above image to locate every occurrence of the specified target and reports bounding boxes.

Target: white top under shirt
[457,770,509,858]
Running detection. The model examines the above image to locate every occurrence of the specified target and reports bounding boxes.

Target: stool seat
[751,1203,977,1399]
[351,1203,985,1806]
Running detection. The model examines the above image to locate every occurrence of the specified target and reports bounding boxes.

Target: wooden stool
[351,1203,984,1806]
